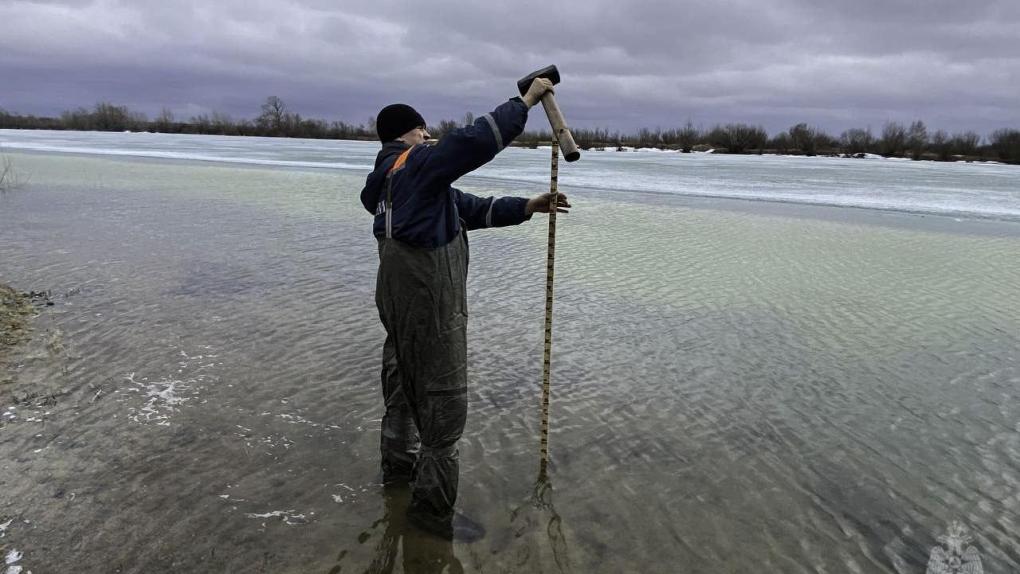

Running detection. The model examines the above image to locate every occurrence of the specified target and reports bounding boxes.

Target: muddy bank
[0,286,63,410]
[0,284,34,352]
[0,284,54,400]
[0,283,32,408]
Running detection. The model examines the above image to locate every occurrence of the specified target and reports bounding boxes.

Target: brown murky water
[1,152,1019,573]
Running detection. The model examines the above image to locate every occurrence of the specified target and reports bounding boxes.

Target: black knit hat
[376,104,426,142]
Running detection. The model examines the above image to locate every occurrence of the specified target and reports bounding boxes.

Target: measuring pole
[539,137,559,476]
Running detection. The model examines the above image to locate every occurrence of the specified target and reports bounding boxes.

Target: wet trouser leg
[379,332,419,483]
[376,231,469,531]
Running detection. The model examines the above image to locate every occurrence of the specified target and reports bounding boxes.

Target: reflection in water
[509,468,573,574]
[330,486,464,574]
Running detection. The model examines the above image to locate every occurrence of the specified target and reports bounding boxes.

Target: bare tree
[211,112,236,135]
[711,123,767,154]
[990,128,1020,163]
[879,122,907,157]
[0,154,11,191]
[676,121,700,153]
[636,127,661,147]
[950,131,981,157]
[190,113,212,132]
[788,123,817,155]
[769,132,792,153]
[931,130,951,161]
[907,120,928,160]
[429,119,459,140]
[748,125,769,153]
[839,128,874,155]
[0,148,29,192]
[92,102,133,131]
[155,108,175,132]
[258,96,287,134]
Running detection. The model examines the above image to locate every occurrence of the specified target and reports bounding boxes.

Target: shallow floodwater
[0,150,1019,573]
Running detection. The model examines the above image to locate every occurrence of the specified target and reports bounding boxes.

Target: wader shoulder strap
[384,147,414,239]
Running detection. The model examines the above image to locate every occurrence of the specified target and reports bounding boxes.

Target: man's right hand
[525,192,571,216]
[521,78,555,108]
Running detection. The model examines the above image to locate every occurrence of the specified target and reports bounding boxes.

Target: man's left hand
[526,192,571,216]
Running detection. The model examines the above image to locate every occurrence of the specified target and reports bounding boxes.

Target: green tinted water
[1,152,1018,573]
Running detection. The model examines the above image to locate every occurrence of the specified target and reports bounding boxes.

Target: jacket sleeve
[359,175,378,214]
[359,167,389,215]
[454,188,532,230]
[420,98,529,190]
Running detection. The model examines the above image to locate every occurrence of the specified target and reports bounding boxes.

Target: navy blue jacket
[360,98,532,248]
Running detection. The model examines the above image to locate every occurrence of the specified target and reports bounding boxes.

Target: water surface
[0,149,1018,573]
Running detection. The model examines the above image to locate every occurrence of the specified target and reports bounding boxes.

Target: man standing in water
[359,77,569,541]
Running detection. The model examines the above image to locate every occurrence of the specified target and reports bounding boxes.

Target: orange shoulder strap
[387,147,413,176]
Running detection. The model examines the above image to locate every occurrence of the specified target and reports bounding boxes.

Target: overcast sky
[1,0,1018,135]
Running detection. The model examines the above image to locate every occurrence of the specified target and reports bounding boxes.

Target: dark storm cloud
[1,0,1018,135]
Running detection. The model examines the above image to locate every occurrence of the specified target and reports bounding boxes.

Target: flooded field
[1,150,1018,573]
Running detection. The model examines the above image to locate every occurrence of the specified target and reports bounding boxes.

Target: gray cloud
[1,0,1018,135]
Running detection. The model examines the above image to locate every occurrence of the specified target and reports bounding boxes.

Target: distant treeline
[0,97,380,141]
[2,97,1019,164]
[519,121,1020,164]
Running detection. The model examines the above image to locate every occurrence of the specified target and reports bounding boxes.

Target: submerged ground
[0,151,1018,573]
